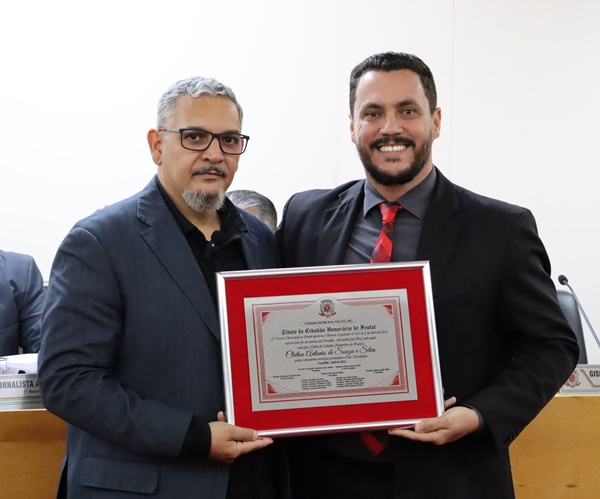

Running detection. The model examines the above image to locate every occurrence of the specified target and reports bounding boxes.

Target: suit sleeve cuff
[462,404,486,436]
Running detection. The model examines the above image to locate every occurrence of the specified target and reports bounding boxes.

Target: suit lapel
[317,181,365,265]
[137,178,221,340]
[415,169,462,295]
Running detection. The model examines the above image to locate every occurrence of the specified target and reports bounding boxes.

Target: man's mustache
[192,166,227,177]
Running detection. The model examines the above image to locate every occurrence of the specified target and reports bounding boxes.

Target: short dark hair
[349,52,437,116]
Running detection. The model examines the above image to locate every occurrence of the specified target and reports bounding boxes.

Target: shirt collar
[363,167,437,221]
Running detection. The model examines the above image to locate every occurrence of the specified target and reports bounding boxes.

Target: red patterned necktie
[370,202,403,264]
[361,201,403,455]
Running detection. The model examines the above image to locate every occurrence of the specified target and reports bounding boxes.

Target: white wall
[0,0,453,271]
[2,0,598,359]
[452,0,600,361]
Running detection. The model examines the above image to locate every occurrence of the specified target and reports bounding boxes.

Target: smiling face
[147,94,241,217]
[350,69,441,199]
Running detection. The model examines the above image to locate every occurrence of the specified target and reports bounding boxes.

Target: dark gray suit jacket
[38,177,284,498]
[277,169,579,499]
[0,249,44,355]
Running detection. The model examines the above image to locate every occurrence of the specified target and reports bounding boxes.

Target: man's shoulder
[72,180,156,234]
[0,250,37,276]
[285,179,364,212]
[441,174,530,219]
[458,186,529,219]
[72,197,138,236]
[0,250,34,265]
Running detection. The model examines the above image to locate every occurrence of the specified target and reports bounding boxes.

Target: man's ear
[147,129,163,165]
[350,113,357,145]
[432,107,442,140]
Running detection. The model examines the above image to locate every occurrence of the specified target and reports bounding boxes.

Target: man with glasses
[38,77,287,499]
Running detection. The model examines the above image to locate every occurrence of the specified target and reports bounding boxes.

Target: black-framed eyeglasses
[158,127,250,155]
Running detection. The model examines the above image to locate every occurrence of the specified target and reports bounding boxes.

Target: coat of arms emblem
[318,299,336,318]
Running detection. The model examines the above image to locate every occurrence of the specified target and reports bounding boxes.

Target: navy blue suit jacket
[39,177,284,498]
[0,249,44,355]
[277,169,579,499]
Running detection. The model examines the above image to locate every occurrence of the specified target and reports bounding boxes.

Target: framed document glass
[217,262,443,437]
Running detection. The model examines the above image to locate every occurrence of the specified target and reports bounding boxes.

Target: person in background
[277,51,579,499]
[228,189,278,232]
[38,76,287,498]
[0,249,45,355]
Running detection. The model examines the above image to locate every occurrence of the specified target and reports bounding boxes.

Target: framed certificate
[217,262,443,437]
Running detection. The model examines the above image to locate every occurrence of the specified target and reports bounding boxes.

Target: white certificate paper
[244,289,417,411]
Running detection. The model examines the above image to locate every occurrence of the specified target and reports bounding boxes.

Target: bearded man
[38,77,287,499]
[277,52,578,499]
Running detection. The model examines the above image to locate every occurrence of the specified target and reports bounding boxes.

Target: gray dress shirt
[344,168,437,264]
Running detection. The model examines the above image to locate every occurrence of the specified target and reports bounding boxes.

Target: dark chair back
[557,289,587,364]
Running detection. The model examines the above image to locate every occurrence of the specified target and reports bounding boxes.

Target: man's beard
[358,134,433,186]
[183,188,226,213]
[182,165,228,213]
